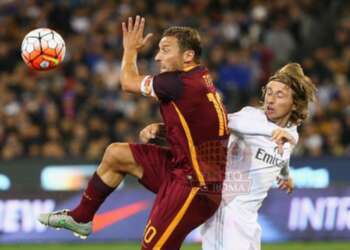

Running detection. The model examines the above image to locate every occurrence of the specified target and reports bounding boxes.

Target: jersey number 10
[207,92,228,136]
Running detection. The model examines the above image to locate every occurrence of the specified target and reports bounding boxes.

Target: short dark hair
[162,26,202,63]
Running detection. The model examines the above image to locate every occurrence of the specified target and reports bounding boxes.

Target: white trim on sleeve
[140,75,156,98]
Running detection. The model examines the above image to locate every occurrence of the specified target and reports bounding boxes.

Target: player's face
[155,36,183,73]
[264,81,294,126]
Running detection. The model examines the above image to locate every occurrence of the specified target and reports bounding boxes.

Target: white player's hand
[139,123,165,143]
[277,176,294,194]
[272,128,296,154]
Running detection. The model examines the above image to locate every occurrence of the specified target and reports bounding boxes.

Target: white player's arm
[228,108,277,136]
[229,107,299,143]
[277,126,298,194]
[277,160,294,194]
[279,161,290,179]
[120,16,153,94]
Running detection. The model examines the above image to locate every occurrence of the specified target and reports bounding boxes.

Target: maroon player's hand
[139,123,165,143]
[122,16,153,51]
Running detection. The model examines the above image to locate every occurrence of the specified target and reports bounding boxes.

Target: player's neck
[183,62,199,72]
[274,115,290,128]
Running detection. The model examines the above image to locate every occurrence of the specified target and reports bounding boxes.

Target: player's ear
[261,86,266,99]
[183,50,195,63]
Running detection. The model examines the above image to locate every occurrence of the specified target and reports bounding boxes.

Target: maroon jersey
[152,65,229,186]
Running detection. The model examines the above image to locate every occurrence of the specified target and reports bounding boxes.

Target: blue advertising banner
[259,188,350,242]
[0,188,153,243]
[1,187,350,243]
[290,157,350,186]
[0,157,349,192]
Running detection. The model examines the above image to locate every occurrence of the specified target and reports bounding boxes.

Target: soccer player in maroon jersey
[38,16,228,249]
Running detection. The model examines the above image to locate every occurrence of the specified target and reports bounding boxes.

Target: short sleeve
[153,72,184,102]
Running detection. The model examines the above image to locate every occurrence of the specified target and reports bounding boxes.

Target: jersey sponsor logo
[255,148,287,167]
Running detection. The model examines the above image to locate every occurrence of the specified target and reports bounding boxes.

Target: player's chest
[245,135,292,163]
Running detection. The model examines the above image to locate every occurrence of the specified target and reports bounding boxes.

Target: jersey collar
[183,64,200,72]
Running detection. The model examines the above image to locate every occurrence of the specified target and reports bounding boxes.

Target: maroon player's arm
[120,48,147,94]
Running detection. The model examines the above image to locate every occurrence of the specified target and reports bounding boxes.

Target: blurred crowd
[0,0,350,160]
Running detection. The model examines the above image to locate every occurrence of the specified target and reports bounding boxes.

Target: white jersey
[202,106,298,250]
[224,106,298,211]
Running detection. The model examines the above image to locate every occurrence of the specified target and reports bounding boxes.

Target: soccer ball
[21,28,66,71]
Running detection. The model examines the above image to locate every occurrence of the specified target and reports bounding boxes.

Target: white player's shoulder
[241,106,264,114]
[235,106,266,119]
[228,106,267,125]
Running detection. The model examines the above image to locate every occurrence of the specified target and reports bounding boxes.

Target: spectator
[0,0,349,159]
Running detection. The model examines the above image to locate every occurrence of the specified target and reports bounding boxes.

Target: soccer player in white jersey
[201,63,317,250]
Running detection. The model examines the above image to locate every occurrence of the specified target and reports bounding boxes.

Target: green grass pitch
[1,242,349,250]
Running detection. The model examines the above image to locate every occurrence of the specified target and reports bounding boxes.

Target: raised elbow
[120,82,128,91]
[120,75,130,92]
